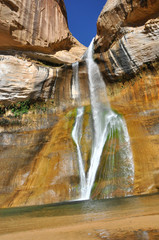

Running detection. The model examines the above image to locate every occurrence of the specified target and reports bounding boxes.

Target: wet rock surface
[0,0,159,207]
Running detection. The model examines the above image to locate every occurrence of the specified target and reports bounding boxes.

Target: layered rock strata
[0,55,54,104]
[95,18,159,82]
[95,0,159,82]
[0,0,159,207]
[0,0,86,63]
[96,0,159,53]
[93,0,159,197]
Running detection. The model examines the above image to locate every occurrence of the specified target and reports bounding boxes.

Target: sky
[64,0,106,47]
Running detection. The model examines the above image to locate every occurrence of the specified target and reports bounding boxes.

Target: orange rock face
[0,61,158,208]
[1,109,79,207]
[0,0,68,50]
[107,62,159,195]
[0,0,86,63]
[0,0,159,208]
[94,0,159,198]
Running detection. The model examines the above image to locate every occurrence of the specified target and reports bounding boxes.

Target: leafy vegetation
[0,99,51,119]
[10,100,31,117]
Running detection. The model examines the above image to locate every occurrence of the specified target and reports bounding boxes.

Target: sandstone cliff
[0,0,159,207]
[0,0,86,64]
[94,0,159,82]
[96,0,159,52]
[94,0,159,197]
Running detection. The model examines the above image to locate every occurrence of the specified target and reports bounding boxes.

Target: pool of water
[0,193,159,239]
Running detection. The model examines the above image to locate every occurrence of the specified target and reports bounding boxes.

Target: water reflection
[0,193,159,239]
[0,193,158,219]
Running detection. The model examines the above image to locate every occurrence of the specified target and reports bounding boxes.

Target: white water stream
[72,39,134,200]
[71,62,80,101]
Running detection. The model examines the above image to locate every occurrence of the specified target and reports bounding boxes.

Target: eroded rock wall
[107,62,159,196]
[0,0,68,48]
[96,0,159,53]
[94,0,159,197]
[95,18,159,82]
[0,0,86,207]
[0,55,54,104]
[0,0,86,63]
[0,0,159,207]
[0,60,90,207]
[0,107,79,207]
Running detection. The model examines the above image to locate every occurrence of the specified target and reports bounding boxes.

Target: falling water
[71,62,80,101]
[71,62,86,197]
[52,68,59,99]
[72,39,134,200]
[72,107,86,197]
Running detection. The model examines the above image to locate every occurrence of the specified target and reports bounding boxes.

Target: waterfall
[52,68,59,99]
[71,62,80,101]
[84,39,112,199]
[72,39,134,200]
[72,107,86,197]
[71,62,86,197]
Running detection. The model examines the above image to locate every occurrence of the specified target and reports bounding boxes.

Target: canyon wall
[0,0,159,207]
[0,0,86,207]
[94,0,159,197]
[0,0,69,49]
[0,0,86,63]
